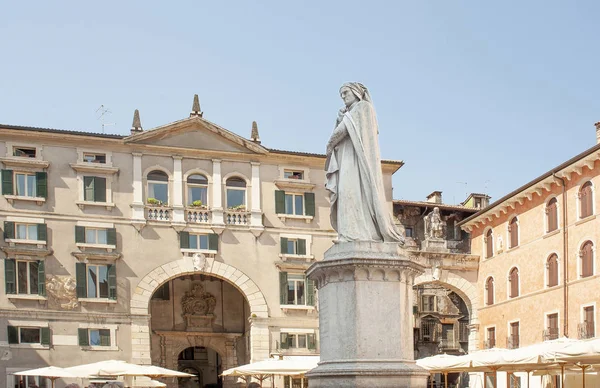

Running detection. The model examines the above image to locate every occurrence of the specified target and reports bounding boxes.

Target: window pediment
[70,163,119,175]
[274,179,316,192]
[0,157,50,170]
[71,250,121,262]
[1,245,53,257]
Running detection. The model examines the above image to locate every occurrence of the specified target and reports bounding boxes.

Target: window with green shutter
[35,171,47,199]
[307,333,317,350]
[75,262,87,298]
[38,260,46,296]
[275,190,286,214]
[75,226,85,243]
[2,169,14,195]
[107,228,117,246]
[304,192,315,217]
[4,259,16,294]
[107,264,117,300]
[208,233,219,251]
[37,224,47,242]
[280,332,289,349]
[84,176,107,202]
[279,272,288,305]
[4,221,15,239]
[7,325,18,344]
[40,327,50,345]
[280,238,307,255]
[306,278,315,306]
[78,328,89,346]
[180,231,190,249]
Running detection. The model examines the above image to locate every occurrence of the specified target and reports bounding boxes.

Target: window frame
[486,326,496,348]
[286,274,306,305]
[77,148,113,166]
[484,228,494,259]
[581,303,596,339]
[421,294,436,312]
[15,259,40,295]
[579,240,595,279]
[546,253,560,288]
[225,176,248,210]
[545,196,559,233]
[578,180,594,220]
[485,276,495,306]
[82,175,108,203]
[146,169,170,206]
[75,222,116,249]
[545,310,560,339]
[78,324,118,350]
[185,172,210,207]
[6,320,50,348]
[508,320,520,349]
[507,216,519,249]
[86,263,110,299]
[508,267,520,299]
[279,233,312,258]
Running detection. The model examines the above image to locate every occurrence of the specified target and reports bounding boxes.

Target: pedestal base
[306,241,429,388]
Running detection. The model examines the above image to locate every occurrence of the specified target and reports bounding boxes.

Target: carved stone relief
[46,275,79,310]
[181,283,217,331]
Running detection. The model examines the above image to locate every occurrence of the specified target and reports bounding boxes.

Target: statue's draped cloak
[325,100,403,243]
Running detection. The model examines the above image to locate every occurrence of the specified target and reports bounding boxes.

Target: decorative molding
[71,250,121,262]
[0,157,49,169]
[1,245,53,257]
[274,179,316,192]
[69,163,119,175]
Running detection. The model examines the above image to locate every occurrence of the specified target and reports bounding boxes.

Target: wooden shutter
[304,192,316,217]
[180,231,190,249]
[486,277,494,305]
[548,314,558,330]
[280,332,289,349]
[95,177,107,202]
[4,258,16,294]
[510,268,519,297]
[547,198,558,232]
[35,171,47,198]
[307,333,316,350]
[485,230,493,258]
[582,242,593,277]
[107,264,117,300]
[1,169,14,195]
[75,225,85,243]
[4,221,15,239]
[275,190,286,214]
[75,262,87,298]
[78,328,89,346]
[580,182,593,218]
[41,327,50,346]
[107,228,117,246]
[38,260,46,296]
[37,223,47,242]
[279,272,288,304]
[280,237,288,254]
[84,176,94,201]
[208,233,219,251]
[7,325,18,344]
[510,218,519,248]
[548,255,558,287]
[306,278,315,306]
[297,239,307,255]
[585,306,595,327]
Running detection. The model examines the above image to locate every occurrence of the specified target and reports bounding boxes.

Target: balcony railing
[459,322,469,342]
[484,339,496,349]
[420,321,441,342]
[578,322,595,340]
[224,210,250,225]
[439,338,460,350]
[543,328,559,341]
[146,206,172,221]
[186,207,211,223]
[507,335,519,349]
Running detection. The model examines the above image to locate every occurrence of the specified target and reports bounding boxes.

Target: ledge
[76,243,117,251]
[280,305,316,312]
[5,239,47,247]
[181,248,217,258]
[0,157,50,169]
[1,245,53,257]
[279,253,315,262]
[78,298,118,304]
[8,344,50,349]
[70,163,119,174]
[277,214,314,223]
[274,179,316,192]
[81,345,119,351]
[7,294,47,301]
[575,214,597,226]
[76,201,116,210]
[4,195,45,205]
[543,229,561,239]
[72,250,121,262]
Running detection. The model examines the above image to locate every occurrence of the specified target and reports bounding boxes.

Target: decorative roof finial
[131,109,143,134]
[250,121,261,144]
[190,94,203,117]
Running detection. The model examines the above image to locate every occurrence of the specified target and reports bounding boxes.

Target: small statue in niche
[497,235,504,252]
[425,207,446,239]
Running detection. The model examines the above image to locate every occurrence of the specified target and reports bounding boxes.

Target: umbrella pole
[527,370,530,388]
[560,364,565,388]
[444,371,448,388]
[429,372,433,388]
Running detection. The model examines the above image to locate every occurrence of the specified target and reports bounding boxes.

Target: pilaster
[131,152,146,226]
[212,159,225,225]
[250,162,264,234]
[171,156,185,224]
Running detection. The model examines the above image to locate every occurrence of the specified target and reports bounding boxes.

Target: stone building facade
[0,98,403,388]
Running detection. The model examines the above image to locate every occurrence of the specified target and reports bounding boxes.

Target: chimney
[595,122,600,144]
[190,94,203,117]
[426,191,443,204]
[130,109,143,134]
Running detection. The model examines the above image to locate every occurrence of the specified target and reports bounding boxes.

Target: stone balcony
[186,207,211,224]
[145,205,173,222]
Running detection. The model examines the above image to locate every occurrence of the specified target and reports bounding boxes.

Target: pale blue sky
[2,1,599,204]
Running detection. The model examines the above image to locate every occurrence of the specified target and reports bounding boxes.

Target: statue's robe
[325,100,403,243]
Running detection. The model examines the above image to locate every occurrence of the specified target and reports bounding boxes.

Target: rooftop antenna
[96,105,115,133]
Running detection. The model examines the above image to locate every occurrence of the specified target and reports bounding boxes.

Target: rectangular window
[422,295,435,312]
[15,223,38,240]
[584,306,595,338]
[83,153,106,163]
[20,327,41,344]
[87,264,109,299]
[76,226,116,246]
[284,193,304,215]
[284,170,304,180]
[13,147,36,158]
[151,282,170,301]
[89,328,111,346]
[547,313,559,340]
[287,274,306,305]
[85,228,108,245]
[148,182,168,204]
[16,260,39,295]
[280,332,316,350]
[487,327,496,348]
[226,188,245,208]
[509,322,520,349]
[12,376,48,388]
[508,373,521,388]
[7,325,50,346]
[280,237,307,256]
[405,227,413,238]
[15,173,37,197]
[189,234,209,250]
[83,176,107,202]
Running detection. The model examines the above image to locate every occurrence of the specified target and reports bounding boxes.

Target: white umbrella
[132,365,194,378]
[132,378,166,387]
[14,366,77,388]
[66,360,193,379]
[222,358,318,376]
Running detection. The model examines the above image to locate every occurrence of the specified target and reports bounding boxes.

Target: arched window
[508,217,519,249]
[226,177,246,209]
[581,241,594,278]
[509,267,519,298]
[546,254,559,287]
[546,198,558,233]
[187,174,208,206]
[579,181,593,219]
[147,170,169,205]
[485,277,494,306]
[485,229,493,259]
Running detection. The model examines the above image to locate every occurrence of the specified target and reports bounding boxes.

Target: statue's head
[340,82,372,107]
[433,207,440,214]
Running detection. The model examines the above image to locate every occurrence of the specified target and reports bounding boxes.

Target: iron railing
[578,322,595,339]
[484,338,496,349]
[507,335,519,349]
[543,328,559,341]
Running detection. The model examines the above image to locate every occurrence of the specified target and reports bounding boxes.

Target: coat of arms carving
[181,283,216,331]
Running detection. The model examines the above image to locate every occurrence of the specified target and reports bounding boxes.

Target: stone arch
[167,336,232,371]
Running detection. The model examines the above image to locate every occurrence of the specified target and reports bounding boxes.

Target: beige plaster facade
[0,109,402,388]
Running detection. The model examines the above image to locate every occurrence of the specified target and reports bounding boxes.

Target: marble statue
[425,207,445,239]
[325,82,403,243]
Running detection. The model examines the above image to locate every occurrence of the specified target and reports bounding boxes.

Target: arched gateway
[129,256,269,376]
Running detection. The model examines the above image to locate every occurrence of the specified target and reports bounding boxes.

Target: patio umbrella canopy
[14,366,77,388]
[416,354,472,372]
[222,358,318,376]
[65,360,193,378]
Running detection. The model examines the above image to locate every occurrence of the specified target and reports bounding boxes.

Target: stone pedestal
[306,242,429,387]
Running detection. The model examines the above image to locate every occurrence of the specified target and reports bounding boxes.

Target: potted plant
[146,198,164,206]
[189,200,207,209]
[228,204,246,212]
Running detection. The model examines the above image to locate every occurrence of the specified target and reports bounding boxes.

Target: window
[508,217,519,248]
[422,295,436,312]
[509,267,519,298]
[486,327,496,348]
[1,170,47,198]
[582,306,595,339]
[547,254,559,287]
[187,174,208,206]
[226,177,246,209]
[485,229,493,258]
[579,181,594,219]
[284,170,304,180]
[279,272,315,306]
[275,191,316,217]
[280,237,307,255]
[405,227,413,238]
[83,153,106,163]
[75,262,116,300]
[83,176,107,202]
[78,328,111,347]
[508,373,521,388]
[546,313,559,340]
[546,197,558,232]
[179,232,218,251]
[485,277,494,306]
[4,259,45,296]
[509,321,520,349]
[151,282,170,301]
[4,221,47,242]
[11,375,48,388]
[580,241,594,278]
[280,332,316,350]
[284,376,309,388]
[75,226,116,246]
[7,325,50,345]
[13,147,36,158]
[147,170,169,205]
